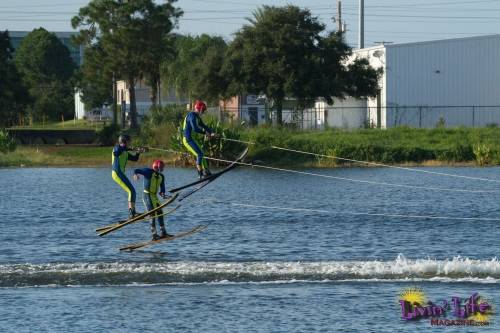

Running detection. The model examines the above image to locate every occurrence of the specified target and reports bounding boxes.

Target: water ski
[95,205,180,233]
[119,225,207,251]
[169,147,249,195]
[97,193,179,237]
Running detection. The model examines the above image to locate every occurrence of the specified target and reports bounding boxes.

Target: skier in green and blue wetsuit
[182,100,216,179]
[112,134,142,219]
[133,160,173,240]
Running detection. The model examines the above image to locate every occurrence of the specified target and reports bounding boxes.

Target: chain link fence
[214,105,500,130]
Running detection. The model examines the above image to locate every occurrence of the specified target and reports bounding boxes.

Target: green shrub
[436,117,446,128]
[139,119,500,167]
[473,143,492,166]
[96,124,121,146]
[435,143,474,162]
[147,105,185,125]
[138,105,186,147]
[0,130,16,153]
[170,116,245,166]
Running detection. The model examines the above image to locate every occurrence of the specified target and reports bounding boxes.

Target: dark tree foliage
[193,37,230,104]
[162,34,228,105]
[223,5,381,125]
[76,44,114,111]
[72,0,182,129]
[13,28,75,122]
[14,29,75,121]
[0,30,28,127]
[142,9,179,107]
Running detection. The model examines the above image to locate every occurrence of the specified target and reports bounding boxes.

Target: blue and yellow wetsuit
[112,144,140,203]
[182,111,213,171]
[134,167,166,235]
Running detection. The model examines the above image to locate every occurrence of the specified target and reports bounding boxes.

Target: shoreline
[0,145,490,169]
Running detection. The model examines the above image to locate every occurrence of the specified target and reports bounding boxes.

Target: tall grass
[240,127,500,166]
[0,130,16,153]
[5,125,500,168]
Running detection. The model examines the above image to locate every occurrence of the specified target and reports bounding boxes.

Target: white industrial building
[317,34,500,129]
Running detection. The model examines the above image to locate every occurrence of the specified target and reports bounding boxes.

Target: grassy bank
[241,127,500,167]
[9,119,106,130]
[0,146,177,168]
[1,127,499,168]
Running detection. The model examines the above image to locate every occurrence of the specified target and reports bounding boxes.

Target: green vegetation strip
[0,146,176,167]
[1,127,500,168]
[240,127,500,167]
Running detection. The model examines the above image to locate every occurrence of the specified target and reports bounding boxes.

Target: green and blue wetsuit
[182,111,213,170]
[134,167,166,235]
[112,144,139,203]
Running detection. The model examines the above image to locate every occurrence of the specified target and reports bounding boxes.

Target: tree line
[0,0,381,129]
[0,29,76,127]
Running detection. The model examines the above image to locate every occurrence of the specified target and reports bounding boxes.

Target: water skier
[112,134,142,219]
[182,100,216,179]
[133,160,173,240]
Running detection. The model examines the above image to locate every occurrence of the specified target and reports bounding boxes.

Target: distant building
[75,80,191,121]
[318,34,500,129]
[9,31,84,66]
[220,95,266,126]
[116,80,190,119]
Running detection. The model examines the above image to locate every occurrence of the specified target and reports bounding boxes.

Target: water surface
[1,166,499,332]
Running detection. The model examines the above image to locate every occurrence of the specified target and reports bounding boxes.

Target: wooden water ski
[95,205,180,233]
[97,193,179,237]
[168,171,219,193]
[169,147,249,194]
[119,225,207,251]
[178,178,211,202]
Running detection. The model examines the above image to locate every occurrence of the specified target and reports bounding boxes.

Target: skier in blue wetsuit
[182,100,216,179]
[133,160,173,240]
[112,134,142,219]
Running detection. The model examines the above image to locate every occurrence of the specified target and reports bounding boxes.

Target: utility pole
[359,0,364,49]
[337,1,342,33]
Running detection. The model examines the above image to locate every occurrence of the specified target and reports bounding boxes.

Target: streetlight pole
[337,1,342,33]
[359,0,364,49]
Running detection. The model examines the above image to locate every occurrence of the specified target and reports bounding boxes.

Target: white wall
[352,46,386,128]
[350,35,500,128]
[317,98,367,129]
[74,91,85,120]
[384,35,500,127]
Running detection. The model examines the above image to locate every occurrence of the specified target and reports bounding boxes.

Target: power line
[341,12,500,20]
[386,0,499,7]
[359,30,497,36]
[0,2,86,9]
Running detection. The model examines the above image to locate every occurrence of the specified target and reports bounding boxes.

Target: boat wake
[2,255,499,287]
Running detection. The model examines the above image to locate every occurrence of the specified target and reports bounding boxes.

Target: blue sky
[1,0,500,48]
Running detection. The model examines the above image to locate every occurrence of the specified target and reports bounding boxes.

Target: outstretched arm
[190,113,212,134]
[127,150,140,162]
[133,168,147,180]
[197,116,213,134]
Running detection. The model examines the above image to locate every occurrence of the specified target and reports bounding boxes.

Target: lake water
[1,165,499,332]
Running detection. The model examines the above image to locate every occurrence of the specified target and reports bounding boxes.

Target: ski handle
[130,146,148,153]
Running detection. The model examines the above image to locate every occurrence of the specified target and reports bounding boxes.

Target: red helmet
[194,100,207,112]
[152,159,165,172]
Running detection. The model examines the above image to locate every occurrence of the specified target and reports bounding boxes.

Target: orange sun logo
[400,287,427,306]
[469,296,494,323]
